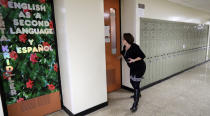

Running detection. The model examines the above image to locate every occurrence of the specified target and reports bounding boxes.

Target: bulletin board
[0,0,62,115]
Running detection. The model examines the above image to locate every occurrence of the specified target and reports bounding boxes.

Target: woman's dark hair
[123,33,134,44]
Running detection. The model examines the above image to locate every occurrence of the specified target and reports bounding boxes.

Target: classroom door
[104,0,121,92]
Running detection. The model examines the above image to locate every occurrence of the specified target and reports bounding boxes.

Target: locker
[162,54,167,78]
[181,52,185,71]
[161,55,165,79]
[145,40,149,57]
[153,56,159,82]
[153,56,158,82]
[177,53,181,72]
[166,54,171,77]
[168,54,173,77]
[152,56,156,81]
[157,56,161,81]
[148,57,153,83]
[174,53,179,73]
[146,40,150,57]
[142,58,150,86]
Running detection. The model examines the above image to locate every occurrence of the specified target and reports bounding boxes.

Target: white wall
[139,0,210,23]
[53,0,107,114]
[121,0,210,88]
[121,0,137,39]
[0,96,3,116]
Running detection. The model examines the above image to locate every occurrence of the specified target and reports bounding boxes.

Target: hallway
[48,61,210,116]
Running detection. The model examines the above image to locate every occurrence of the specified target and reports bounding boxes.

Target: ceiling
[168,0,210,13]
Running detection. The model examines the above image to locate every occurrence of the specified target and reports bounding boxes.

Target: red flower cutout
[54,63,58,72]
[49,21,54,29]
[30,53,38,64]
[23,9,30,13]
[42,42,50,47]
[2,72,11,80]
[39,0,46,3]
[26,79,34,89]
[0,0,8,8]
[48,84,55,90]
[17,98,24,103]
[10,51,18,60]
[19,34,27,43]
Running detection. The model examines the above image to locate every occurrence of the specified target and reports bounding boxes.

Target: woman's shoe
[130,102,138,112]
[130,89,140,112]
[130,103,135,111]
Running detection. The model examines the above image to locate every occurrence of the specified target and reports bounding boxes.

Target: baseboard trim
[122,60,208,91]
[62,101,108,116]
[62,105,74,116]
[121,85,133,92]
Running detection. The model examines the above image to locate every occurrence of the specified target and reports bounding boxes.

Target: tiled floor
[47,62,210,116]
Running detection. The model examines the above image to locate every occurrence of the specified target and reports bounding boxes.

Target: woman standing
[121,33,146,112]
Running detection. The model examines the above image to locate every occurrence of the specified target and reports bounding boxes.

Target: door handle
[110,8,117,55]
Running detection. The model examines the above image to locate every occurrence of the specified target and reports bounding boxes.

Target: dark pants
[130,79,140,90]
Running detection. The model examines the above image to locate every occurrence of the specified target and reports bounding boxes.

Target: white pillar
[0,95,4,116]
[53,0,107,114]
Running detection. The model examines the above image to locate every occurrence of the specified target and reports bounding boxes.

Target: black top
[121,43,146,77]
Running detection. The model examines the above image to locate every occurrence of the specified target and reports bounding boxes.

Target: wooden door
[104,0,121,92]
